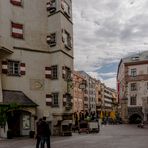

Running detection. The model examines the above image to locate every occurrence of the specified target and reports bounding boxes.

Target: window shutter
[20,63,26,75]
[11,22,23,39]
[45,67,52,79]
[63,94,67,106]
[2,61,8,74]
[10,0,22,6]
[62,66,66,79]
[46,94,52,106]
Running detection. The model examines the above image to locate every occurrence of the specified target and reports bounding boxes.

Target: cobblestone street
[1,124,148,148]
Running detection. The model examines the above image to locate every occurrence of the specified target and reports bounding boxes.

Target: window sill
[7,74,21,77]
[52,105,59,108]
[65,45,72,50]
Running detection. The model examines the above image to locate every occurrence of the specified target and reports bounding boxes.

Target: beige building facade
[0,0,73,137]
[117,51,148,123]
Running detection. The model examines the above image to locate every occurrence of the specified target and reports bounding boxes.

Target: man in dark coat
[40,117,51,148]
[36,118,43,148]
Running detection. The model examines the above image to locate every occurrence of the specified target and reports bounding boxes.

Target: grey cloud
[73,0,148,87]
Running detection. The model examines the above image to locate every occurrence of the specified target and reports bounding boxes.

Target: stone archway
[129,113,142,124]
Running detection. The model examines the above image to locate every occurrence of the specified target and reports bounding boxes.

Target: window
[10,0,22,6]
[52,93,59,107]
[131,68,137,77]
[61,0,71,18]
[8,60,20,76]
[11,22,24,39]
[47,0,56,14]
[51,65,58,79]
[131,83,137,91]
[62,30,72,49]
[130,96,136,105]
[147,82,148,89]
[47,33,56,47]
[131,57,139,61]
[65,67,71,80]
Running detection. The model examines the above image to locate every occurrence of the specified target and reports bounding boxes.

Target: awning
[0,46,13,58]
[2,90,38,107]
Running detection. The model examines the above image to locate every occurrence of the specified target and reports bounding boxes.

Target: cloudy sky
[72,0,148,89]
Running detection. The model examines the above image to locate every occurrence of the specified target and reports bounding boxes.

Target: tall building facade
[117,51,148,123]
[102,86,115,115]
[78,71,96,114]
[0,0,73,137]
[73,71,86,113]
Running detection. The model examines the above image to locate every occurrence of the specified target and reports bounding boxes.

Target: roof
[122,50,148,63]
[117,50,148,78]
[2,90,38,107]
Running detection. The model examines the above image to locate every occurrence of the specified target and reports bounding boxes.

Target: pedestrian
[40,117,51,148]
[36,118,43,148]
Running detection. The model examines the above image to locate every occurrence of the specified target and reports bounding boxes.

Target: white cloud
[73,0,148,89]
[103,77,117,89]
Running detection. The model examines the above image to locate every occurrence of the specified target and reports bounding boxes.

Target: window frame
[131,68,137,77]
[130,96,137,105]
[131,83,137,91]
[51,65,58,79]
[52,92,59,107]
[47,33,56,47]
[7,60,20,76]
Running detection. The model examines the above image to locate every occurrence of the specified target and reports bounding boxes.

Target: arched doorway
[129,114,142,124]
